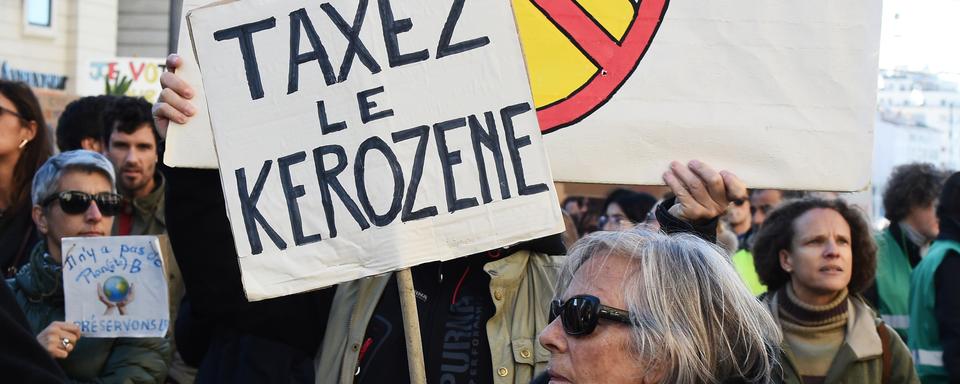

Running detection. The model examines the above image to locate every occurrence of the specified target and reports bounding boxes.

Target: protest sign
[517,0,881,190]
[77,58,167,102]
[187,0,564,300]
[62,236,169,338]
[167,0,881,192]
[164,0,223,168]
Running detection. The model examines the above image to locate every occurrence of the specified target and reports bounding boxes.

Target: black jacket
[0,279,65,383]
[163,166,334,383]
[934,172,960,382]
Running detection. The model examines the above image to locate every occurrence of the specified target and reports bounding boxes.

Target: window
[26,0,51,27]
[23,0,55,37]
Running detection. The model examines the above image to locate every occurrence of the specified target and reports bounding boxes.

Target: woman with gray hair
[7,150,170,382]
[538,161,783,383]
[539,228,782,383]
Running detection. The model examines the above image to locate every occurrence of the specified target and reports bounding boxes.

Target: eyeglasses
[40,191,123,216]
[549,295,632,336]
[599,214,634,229]
[750,204,774,216]
[0,105,24,120]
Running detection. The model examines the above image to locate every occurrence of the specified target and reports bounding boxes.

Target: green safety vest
[875,229,913,340]
[732,249,767,296]
[908,239,960,384]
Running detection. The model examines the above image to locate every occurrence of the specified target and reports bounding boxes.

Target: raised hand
[153,54,197,139]
[662,160,748,223]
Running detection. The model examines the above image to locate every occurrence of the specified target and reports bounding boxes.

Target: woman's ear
[20,120,38,143]
[779,249,793,273]
[32,205,48,235]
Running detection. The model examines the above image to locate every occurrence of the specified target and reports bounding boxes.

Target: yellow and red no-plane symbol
[513,0,669,133]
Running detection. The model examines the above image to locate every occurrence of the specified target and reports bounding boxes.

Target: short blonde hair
[559,228,782,383]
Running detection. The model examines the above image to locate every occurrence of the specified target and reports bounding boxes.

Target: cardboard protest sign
[164,0,224,168]
[77,58,167,102]
[167,0,881,191]
[187,0,564,300]
[516,0,880,190]
[62,236,169,338]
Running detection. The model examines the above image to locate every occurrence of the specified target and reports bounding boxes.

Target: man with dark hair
[102,97,195,383]
[872,163,946,341]
[102,97,163,222]
[55,95,116,152]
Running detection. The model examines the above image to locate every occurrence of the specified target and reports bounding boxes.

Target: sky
[880,0,960,75]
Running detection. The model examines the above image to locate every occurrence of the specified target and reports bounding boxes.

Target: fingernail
[689,159,701,167]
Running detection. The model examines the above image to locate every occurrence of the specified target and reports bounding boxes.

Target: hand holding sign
[36,321,81,359]
[662,160,747,223]
[153,54,196,138]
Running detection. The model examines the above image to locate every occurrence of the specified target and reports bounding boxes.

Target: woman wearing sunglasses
[752,198,919,383]
[7,150,170,382]
[537,161,783,383]
[0,80,53,279]
[539,228,782,383]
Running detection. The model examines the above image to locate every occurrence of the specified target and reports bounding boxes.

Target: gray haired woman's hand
[662,160,747,223]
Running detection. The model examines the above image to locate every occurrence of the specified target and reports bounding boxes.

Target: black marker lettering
[289,8,337,94]
[501,103,548,196]
[378,0,429,67]
[320,0,381,82]
[434,118,479,212]
[468,112,509,203]
[235,161,287,254]
[313,145,371,238]
[317,100,347,134]
[436,0,490,59]
[354,137,404,226]
[278,152,322,246]
[392,126,438,221]
[357,86,394,123]
[213,17,277,100]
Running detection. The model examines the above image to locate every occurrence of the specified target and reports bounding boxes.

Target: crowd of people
[0,51,957,384]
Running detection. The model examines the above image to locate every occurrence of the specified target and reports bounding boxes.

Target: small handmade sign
[61,236,169,338]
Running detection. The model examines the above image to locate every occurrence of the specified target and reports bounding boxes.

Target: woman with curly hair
[752,198,919,383]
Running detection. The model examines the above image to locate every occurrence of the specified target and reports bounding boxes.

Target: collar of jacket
[767,290,883,360]
[14,241,64,304]
[126,171,166,227]
[483,248,533,284]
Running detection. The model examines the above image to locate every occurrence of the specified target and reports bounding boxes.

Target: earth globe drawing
[102,276,130,303]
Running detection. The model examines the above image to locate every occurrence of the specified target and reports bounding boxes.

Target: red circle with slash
[529,0,670,134]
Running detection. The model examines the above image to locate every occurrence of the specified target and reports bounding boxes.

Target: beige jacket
[314,250,562,384]
[764,292,919,384]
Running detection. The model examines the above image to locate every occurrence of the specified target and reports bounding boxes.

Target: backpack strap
[877,323,892,384]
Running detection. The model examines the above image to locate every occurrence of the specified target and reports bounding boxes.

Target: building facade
[872,69,960,220]
[0,0,180,125]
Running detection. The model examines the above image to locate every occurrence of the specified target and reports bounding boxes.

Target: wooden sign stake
[397,268,427,384]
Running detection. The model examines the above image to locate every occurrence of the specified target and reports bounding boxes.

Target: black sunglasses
[549,295,632,336]
[40,191,123,216]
